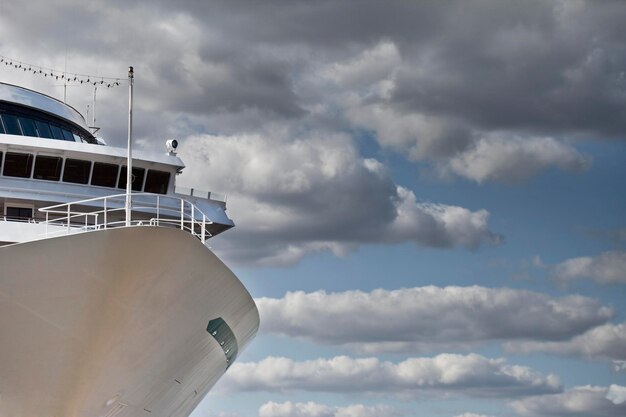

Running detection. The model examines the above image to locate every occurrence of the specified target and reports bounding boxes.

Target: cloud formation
[510,385,626,417]
[220,354,561,398]
[256,286,613,352]
[446,135,590,183]
[258,401,400,417]
[505,322,626,361]
[553,251,626,284]
[179,134,500,266]
[3,0,621,186]
[455,414,496,417]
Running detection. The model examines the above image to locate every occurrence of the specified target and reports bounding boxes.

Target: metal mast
[125,66,134,226]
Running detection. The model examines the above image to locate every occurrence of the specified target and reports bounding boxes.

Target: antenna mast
[89,85,100,134]
[125,66,134,227]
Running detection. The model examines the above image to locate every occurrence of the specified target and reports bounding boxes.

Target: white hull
[0,227,259,417]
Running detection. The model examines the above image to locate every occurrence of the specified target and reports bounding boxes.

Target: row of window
[0,112,92,143]
[0,151,171,194]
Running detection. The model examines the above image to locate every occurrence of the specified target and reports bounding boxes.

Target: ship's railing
[38,192,213,243]
[175,186,227,203]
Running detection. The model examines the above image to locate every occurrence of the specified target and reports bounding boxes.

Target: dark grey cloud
[2,0,622,262]
[4,1,624,157]
[390,4,626,139]
[4,1,626,140]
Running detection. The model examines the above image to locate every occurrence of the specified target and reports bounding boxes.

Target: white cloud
[455,414,496,417]
[613,360,626,373]
[219,354,561,398]
[178,133,500,266]
[191,409,244,417]
[258,401,400,417]
[256,286,612,352]
[259,401,333,417]
[447,135,590,184]
[510,385,626,416]
[505,322,626,361]
[607,384,626,405]
[553,250,626,284]
[344,101,471,161]
[323,41,401,89]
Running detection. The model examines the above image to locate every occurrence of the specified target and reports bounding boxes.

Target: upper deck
[0,83,234,244]
[0,82,96,143]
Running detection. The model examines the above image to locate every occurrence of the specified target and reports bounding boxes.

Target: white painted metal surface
[0,226,259,417]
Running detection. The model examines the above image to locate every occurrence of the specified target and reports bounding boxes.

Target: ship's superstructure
[0,82,259,417]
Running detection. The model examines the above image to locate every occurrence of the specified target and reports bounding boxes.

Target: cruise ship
[0,81,259,417]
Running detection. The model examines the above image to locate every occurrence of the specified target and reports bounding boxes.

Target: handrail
[38,192,214,244]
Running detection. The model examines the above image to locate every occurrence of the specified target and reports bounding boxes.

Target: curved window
[34,120,53,139]
[1,114,22,135]
[63,159,91,184]
[0,102,96,144]
[49,125,65,140]
[18,117,37,137]
[61,128,74,141]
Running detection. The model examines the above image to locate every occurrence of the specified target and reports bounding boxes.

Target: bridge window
[34,156,62,181]
[91,162,119,187]
[1,114,22,135]
[144,170,170,194]
[118,166,145,192]
[18,117,37,137]
[3,152,33,178]
[49,124,65,140]
[61,128,75,141]
[35,120,54,139]
[63,158,91,184]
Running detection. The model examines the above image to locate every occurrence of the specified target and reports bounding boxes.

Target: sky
[1,1,626,416]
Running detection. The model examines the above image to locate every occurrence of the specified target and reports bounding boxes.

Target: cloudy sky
[2,0,626,416]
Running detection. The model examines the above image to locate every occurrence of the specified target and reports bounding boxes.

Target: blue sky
[2,1,626,416]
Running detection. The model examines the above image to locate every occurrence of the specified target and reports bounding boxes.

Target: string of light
[0,55,125,88]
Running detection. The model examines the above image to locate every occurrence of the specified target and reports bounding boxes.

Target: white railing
[38,192,214,243]
[175,186,227,203]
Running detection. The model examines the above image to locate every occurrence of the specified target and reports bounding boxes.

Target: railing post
[104,198,107,230]
[67,204,70,234]
[45,212,48,236]
[180,199,184,230]
[201,214,206,243]
[156,195,160,226]
[191,204,195,236]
